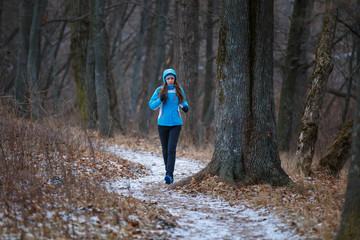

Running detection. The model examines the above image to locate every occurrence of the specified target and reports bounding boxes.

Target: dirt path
[107,145,297,240]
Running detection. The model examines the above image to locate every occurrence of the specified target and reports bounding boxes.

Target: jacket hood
[162,69,177,84]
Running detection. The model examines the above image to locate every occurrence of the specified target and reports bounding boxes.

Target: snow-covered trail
[107,145,296,240]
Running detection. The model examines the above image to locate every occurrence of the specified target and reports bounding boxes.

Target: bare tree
[201,0,216,138]
[295,1,338,176]
[335,56,360,240]
[91,0,113,137]
[70,0,89,123]
[14,0,33,113]
[27,0,47,119]
[86,13,97,129]
[175,0,200,143]
[130,0,149,124]
[277,0,312,152]
[177,0,290,187]
[140,0,169,134]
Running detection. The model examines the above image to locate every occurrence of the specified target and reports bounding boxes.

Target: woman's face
[166,76,175,85]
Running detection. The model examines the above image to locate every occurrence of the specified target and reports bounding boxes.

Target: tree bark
[139,4,156,135]
[70,0,89,123]
[201,0,214,124]
[130,0,149,123]
[27,0,47,119]
[335,61,360,240]
[176,0,200,143]
[294,2,338,176]
[319,120,353,176]
[0,0,3,42]
[86,16,97,129]
[292,0,314,146]
[277,0,311,152]
[91,0,113,137]
[14,0,34,112]
[341,42,355,126]
[176,0,290,187]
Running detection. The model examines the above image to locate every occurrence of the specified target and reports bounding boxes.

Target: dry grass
[176,171,346,240]
[0,102,176,239]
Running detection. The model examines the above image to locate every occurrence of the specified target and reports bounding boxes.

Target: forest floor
[0,113,346,239]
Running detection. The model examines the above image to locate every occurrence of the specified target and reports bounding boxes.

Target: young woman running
[149,68,189,184]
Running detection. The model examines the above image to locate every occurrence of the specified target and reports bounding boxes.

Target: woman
[149,68,189,184]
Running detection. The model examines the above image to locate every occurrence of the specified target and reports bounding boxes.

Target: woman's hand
[182,106,189,113]
[160,94,166,102]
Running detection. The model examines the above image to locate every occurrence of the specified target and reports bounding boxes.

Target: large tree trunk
[335,59,360,240]
[176,0,200,143]
[319,120,353,176]
[27,0,47,119]
[91,0,113,137]
[14,0,34,112]
[277,0,311,152]
[70,0,89,123]
[294,2,338,176]
[177,0,290,187]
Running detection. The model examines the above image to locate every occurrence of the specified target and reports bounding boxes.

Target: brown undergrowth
[174,172,345,240]
[0,104,176,239]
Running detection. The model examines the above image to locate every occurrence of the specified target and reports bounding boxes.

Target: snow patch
[107,145,297,239]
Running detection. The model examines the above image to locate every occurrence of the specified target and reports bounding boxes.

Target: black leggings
[158,125,182,176]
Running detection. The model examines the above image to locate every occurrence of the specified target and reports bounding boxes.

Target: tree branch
[327,88,356,99]
[338,18,360,39]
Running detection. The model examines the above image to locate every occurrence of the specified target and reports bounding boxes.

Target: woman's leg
[166,125,182,176]
[158,125,170,169]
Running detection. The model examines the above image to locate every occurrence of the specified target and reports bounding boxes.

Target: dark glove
[182,106,189,113]
[160,94,166,102]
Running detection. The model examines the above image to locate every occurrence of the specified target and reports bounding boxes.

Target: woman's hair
[159,82,184,104]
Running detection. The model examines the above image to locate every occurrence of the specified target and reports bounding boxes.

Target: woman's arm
[180,87,189,109]
[149,87,163,110]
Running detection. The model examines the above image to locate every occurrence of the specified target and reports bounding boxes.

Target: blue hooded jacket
[149,69,189,126]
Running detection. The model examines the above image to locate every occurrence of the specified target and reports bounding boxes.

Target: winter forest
[1,0,360,239]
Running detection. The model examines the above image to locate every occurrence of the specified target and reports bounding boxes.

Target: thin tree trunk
[14,0,33,113]
[70,0,89,123]
[341,42,355,126]
[130,0,149,123]
[139,8,156,134]
[277,0,311,152]
[27,0,47,119]
[319,120,353,176]
[295,1,338,176]
[141,0,169,134]
[86,22,97,129]
[176,0,290,188]
[201,0,214,124]
[335,53,360,240]
[176,0,200,143]
[0,0,3,42]
[104,28,122,132]
[50,46,58,116]
[91,0,113,137]
[292,0,314,147]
